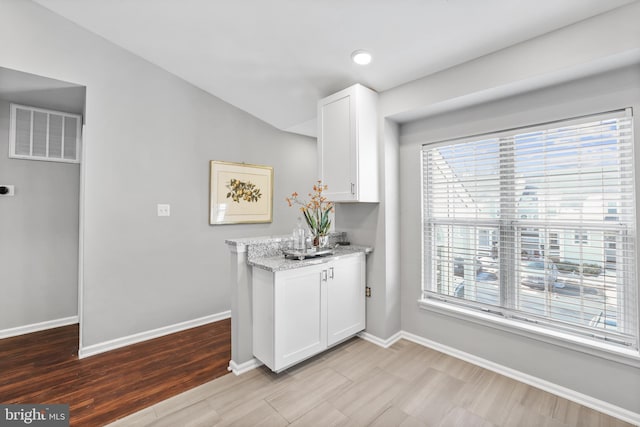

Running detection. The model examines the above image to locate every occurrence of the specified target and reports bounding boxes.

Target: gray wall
[0,98,79,330]
[398,65,640,413]
[1,0,316,349]
[334,110,402,341]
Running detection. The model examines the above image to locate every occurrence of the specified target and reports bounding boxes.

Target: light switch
[157,204,170,217]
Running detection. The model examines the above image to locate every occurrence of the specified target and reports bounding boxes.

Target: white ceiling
[33,0,637,136]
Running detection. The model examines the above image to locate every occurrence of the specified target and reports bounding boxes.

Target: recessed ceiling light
[351,50,372,65]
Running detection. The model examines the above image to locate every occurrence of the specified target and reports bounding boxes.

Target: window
[605,202,619,221]
[9,104,82,163]
[547,232,560,260]
[574,231,589,244]
[604,233,618,269]
[422,109,637,352]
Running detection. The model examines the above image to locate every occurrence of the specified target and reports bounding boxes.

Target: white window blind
[9,104,82,163]
[422,109,637,351]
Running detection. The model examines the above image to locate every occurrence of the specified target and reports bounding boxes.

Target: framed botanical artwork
[209,160,273,225]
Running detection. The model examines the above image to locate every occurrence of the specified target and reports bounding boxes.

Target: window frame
[419,109,640,367]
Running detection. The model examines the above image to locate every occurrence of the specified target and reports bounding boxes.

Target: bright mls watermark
[0,405,69,426]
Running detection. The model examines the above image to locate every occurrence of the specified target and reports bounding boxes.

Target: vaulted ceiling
[33,0,637,136]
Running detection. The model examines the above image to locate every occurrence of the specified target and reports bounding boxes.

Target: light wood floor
[107,337,632,427]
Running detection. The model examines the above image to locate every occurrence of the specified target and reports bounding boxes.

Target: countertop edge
[248,245,372,272]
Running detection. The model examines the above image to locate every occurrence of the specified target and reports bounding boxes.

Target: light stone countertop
[225,231,346,249]
[225,234,291,248]
[248,245,372,272]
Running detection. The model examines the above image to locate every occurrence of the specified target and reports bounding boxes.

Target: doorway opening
[0,66,86,347]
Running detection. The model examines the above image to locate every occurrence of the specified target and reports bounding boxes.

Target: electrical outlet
[157,204,170,217]
[365,286,371,298]
[0,185,15,196]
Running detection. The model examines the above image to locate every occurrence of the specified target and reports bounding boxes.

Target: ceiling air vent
[9,103,82,163]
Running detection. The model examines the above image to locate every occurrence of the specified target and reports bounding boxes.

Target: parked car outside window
[520,259,559,290]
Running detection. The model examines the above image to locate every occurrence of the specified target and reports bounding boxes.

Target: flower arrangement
[286,181,334,242]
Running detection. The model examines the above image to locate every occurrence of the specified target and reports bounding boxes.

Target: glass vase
[313,234,329,248]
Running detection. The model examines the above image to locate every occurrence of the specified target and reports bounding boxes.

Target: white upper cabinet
[318,84,378,203]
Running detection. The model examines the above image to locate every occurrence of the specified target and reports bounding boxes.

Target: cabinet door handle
[321,270,328,282]
[329,267,334,279]
[351,183,355,195]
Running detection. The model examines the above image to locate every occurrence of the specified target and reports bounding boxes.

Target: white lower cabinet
[252,253,365,372]
[327,254,366,346]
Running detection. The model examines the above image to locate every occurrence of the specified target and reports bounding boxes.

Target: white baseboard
[0,316,78,339]
[78,311,231,359]
[358,330,403,348]
[228,358,263,375]
[379,330,639,426]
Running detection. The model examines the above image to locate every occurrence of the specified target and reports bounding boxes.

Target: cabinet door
[318,92,357,202]
[327,254,365,346]
[274,265,327,370]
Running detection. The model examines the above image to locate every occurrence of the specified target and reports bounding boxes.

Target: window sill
[418,298,640,368]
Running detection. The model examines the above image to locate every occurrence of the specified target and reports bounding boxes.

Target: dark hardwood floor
[0,319,231,426]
